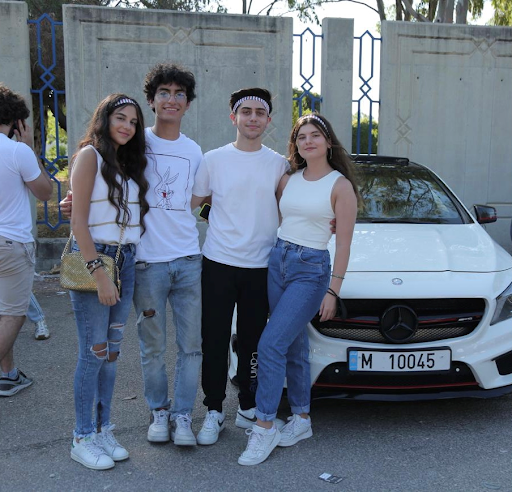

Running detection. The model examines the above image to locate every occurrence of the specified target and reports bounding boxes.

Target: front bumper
[307,311,512,400]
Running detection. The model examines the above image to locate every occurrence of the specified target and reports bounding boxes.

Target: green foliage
[135,0,226,12]
[46,111,68,171]
[352,113,378,155]
[491,0,512,24]
[292,88,321,125]
[469,0,485,19]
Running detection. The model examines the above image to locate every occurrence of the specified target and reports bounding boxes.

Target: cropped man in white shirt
[0,84,53,397]
[192,88,288,445]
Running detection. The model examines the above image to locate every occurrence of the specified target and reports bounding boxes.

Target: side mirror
[473,204,497,224]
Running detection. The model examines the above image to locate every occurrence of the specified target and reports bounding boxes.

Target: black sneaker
[0,370,33,397]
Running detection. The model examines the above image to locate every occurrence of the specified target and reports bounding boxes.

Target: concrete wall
[321,17,354,149]
[0,1,32,112]
[63,5,293,157]
[379,21,512,248]
[0,1,38,237]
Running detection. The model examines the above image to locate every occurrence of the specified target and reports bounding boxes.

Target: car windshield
[355,163,470,224]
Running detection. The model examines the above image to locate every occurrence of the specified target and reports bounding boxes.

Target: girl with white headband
[68,94,149,470]
[239,113,359,466]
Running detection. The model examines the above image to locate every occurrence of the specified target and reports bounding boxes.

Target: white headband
[294,114,330,140]
[232,96,270,115]
[114,97,137,108]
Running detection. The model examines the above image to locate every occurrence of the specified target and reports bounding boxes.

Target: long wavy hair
[73,93,150,233]
[288,113,361,204]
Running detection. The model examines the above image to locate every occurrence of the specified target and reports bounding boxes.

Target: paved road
[1,276,511,492]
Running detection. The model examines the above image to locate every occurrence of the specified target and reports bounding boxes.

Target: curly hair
[229,88,273,114]
[0,83,30,125]
[288,113,361,203]
[73,94,150,234]
[143,63,196,108]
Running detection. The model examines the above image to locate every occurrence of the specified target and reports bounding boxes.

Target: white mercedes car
[230,155,512,400]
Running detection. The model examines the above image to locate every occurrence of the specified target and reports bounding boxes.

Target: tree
[292,88,322,124]
[229,0,512,25]
[491,0,512,23]
[133,0,226,12]
[352,114,378,155]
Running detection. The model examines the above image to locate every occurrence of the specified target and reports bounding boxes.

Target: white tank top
[278,169,342,250]
[72,145,141,245]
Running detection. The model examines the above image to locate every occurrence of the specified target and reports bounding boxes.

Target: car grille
[311,298,485,344]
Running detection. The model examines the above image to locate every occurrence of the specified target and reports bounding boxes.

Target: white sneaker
[197,410,225,445]
[147,409,170,442]
[235,406,286,430]
[277,414,313,447]
[170,414,197,446]
[70,436,115,470]
[95,424,129,461]
[238,424,281,466]
[34,320,50,340]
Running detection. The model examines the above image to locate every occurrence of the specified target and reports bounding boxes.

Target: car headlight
[491,282,512,325]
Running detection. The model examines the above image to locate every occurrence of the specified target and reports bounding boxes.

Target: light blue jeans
[27,293,44,323]
[133,255,202,418]
[70,243,136,438]
[255,239,330,421]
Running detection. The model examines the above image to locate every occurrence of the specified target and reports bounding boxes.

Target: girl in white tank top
[68,94,149,470]
[238,114,359,466]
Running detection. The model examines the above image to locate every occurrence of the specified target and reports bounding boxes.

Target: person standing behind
[238,114,359,466]
[0,84,52,398]
[192,88,287,445]
[68,94,149,470]
[28,292,50,340]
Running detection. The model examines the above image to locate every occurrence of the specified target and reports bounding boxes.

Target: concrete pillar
[0,1,37,237]
[321,17,354,150]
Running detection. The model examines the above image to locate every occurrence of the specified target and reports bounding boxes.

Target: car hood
[335,224,512,273]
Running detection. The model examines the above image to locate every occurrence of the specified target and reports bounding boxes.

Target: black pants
[201,257,269,412]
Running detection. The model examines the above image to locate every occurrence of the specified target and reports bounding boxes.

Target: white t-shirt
[0,134,41,243]
[136,128,203,262]
[70,146,141,245]
[193,143,287,268]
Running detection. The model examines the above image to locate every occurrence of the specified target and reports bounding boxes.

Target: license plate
[348,349,451,372]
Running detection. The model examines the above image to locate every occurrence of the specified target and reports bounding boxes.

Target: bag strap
[62,231,74,258]
[114,182,129,264]
[65,180,130,264]
[114,221,126,264]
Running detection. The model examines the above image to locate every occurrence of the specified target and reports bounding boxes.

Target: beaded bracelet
[89,263,105,275]
[85,258,104,272]
[331,273,345,280]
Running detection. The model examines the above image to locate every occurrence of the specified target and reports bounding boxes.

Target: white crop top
[278,169,342,250]
[72,145,141,245]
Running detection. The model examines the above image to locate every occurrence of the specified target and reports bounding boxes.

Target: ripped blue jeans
[70,242,136,438]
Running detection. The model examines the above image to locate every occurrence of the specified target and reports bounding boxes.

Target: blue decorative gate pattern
[28,14,68,231]
[293,27,323,117]
[353,30,381,155]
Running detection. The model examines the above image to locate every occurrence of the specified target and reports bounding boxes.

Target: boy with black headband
[192,88,287,445]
